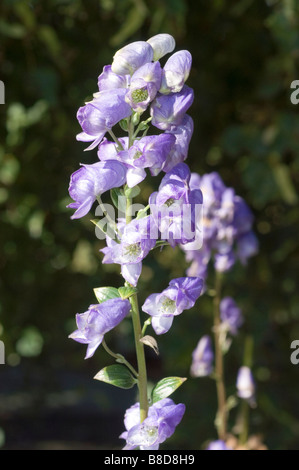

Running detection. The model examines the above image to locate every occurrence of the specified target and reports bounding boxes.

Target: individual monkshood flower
[111,41,154,76]
[160,50,192,94]
[190,335,214,377]
[67,160,127,219]
[220,297,243,336]
[236,366,256,407]
[97,65,130,92]
[100,216,157,286]
[69,298,131,359]
[76,88,132,150]
[142,277,203,335]
[98,133,176,187]
[163,114,194,172]
[147,33,176,61]
[149,163,203,247]
[125,61,162,113]
[206,440,232,451]
[150,85,194,130]
[120,398,185,450]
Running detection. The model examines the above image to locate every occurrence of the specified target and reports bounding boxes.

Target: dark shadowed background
[0,0,299,450]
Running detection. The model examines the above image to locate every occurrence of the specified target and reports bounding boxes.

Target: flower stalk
[213,271,227,441]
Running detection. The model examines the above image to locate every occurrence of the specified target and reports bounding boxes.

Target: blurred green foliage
[0,0,299,450]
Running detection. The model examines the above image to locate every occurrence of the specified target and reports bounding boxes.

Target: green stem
[102,339,138,378]
[130,292,149,422]
[96,196,118,232]
[108,129,124,150]
[240,399,249,445]
[239,335,254,445]
[213,272,227,441]
[128,117,135,149]
[125,118,148,422]
[141,318,152,336]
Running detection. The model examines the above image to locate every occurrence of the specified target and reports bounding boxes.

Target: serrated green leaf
[94,286,120,303]
[118,286,138,300]
[94,364,137,389]
[151,377,187,403]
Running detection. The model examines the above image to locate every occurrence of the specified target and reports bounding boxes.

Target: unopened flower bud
[111,41,154,75]
[147,33,176,61]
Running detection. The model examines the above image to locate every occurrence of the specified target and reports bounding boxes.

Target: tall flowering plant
[67,34,203,450]
[67,33,260,451]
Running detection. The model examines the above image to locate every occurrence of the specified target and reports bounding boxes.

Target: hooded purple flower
[111,41,154,76]
[160,50,192,94]
[125,61,162,113]
[142,277,203,335]
[120,398,185,450]
[69,298,131,359]
[237,231,259,265]
[220,297,243,335]
[100,216,157,286]
[76,89,132,150]
[190,335,214,377]
[164,114,194,172]
[150,85,194,130]
[67,160,127,219]
[147,34,176,61]
[236,366,256,406]
[149,163,203,248]
[206,440,232,451]
[97,134,176,187]
[97,65,130,92]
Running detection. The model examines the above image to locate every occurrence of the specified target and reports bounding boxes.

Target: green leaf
[124,185,141,199]
[110,188,126,212]
[151,377,187,403]
[94,287,120,303]
[119,118,129,132]
[94,364,137,389]
[118,286,138,300]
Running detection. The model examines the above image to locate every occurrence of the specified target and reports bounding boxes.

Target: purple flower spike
[220,297,243,335]
[150,85,194,130]
[76,89,132,150]
[182,171,258,280]
[190,335,214,377]
[120,398,185,450]
[67,160,127,219]
[111,41,154,76]
[147,34,176,61]
[142,277,203,335]
[160,50,192,94]
[206,440,232,451]
[69,298,131,359]
[236,366,256,406]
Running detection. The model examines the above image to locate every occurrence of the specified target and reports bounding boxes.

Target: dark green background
[0,0,299,450]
